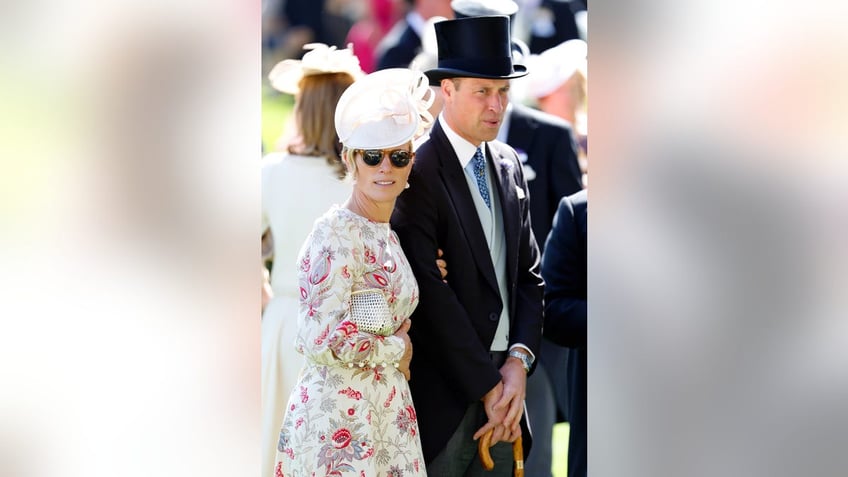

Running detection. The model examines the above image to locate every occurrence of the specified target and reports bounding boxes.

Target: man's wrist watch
[508,349,533,373]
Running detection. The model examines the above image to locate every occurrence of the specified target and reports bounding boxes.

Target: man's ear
[440,78,452,98]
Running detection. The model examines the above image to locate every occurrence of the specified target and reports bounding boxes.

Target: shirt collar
[439,113,484,169]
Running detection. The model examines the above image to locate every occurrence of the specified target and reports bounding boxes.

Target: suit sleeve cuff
[508,343,536,364]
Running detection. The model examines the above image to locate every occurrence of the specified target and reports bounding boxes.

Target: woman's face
[350,144,415,204]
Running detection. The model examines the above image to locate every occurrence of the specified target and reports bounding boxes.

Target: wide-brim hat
[425,16,528,86]
[335,68,435,150]
[525,39,587,99]
[268,43,363,95]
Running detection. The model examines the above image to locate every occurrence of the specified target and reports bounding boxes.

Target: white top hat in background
[269,43,364,95]
[335,69,435,150]
[525,39,587,100]
[451,0,518,18]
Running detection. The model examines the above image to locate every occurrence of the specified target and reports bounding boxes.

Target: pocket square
[515,185,526,199]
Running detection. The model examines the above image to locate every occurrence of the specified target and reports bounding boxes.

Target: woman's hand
[393,319,413,380]
[436,248,448,283]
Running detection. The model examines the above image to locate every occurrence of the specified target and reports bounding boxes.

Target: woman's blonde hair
[288,72,355,179]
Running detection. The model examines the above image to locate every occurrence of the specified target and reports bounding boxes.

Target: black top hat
[425,16,527,86]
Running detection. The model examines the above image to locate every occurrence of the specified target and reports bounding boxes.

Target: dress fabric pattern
[275,206,426,477]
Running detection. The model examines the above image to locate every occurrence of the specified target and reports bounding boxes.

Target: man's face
[441,77,510,145]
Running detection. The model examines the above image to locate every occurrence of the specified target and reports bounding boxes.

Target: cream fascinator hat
[525,39,587,99]
[334,68,435,150]
[268,43,364,95]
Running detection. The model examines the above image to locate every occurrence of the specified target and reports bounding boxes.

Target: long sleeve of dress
[294,215,408,368]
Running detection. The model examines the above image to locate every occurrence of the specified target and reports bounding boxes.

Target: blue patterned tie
[472,147,491,209]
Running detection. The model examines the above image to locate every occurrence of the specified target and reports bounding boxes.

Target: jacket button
[488,312,498,322]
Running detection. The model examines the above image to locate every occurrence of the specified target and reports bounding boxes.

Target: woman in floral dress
[275,68,435,477]
[262,43,362,477]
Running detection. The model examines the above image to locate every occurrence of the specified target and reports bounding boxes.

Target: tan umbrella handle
[477,429,524,477]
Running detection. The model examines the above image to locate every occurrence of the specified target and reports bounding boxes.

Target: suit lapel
[431,123,500,295]
[488,143,520,305]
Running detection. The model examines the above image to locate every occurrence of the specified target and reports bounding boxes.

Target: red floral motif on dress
[364,246,376,264]
[357,341,370,353]
[314,324,330,345]
[308,246,334,285]
[336,320,358,338]
[338,387,363,400]
[332,428,352,449]
[384,386,396,408]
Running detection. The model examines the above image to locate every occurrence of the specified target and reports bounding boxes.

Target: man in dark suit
[375,0,453,70]
[454,3,583,473]
[541,189,587,477]
[391,16,544,476]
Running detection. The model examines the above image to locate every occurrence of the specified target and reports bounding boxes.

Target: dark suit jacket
[528,0,583,54]
[375,21,421,70]
[391,120,545,463]
[541,189,587,477]
[506,104,583,253]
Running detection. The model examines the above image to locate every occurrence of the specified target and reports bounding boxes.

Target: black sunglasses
[355,148,414,168]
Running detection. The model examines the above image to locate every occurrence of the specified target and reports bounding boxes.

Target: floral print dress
[275,206,426,477]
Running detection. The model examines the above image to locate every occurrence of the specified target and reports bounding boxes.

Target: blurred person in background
[274,67,435,477]
[374,0,454,70]
[392,15,543,475]
[527,0,585,54]
[525,38,588,178]
[541,189,587,477]
[262,0,358,75]
[345,0,402,72]
[262,0,328,74]
[261,42,362,477]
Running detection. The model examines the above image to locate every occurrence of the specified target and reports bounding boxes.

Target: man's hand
[473,381,510,444]
[495,358,527,437]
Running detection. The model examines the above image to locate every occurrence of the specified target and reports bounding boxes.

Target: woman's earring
[404,182,410,189]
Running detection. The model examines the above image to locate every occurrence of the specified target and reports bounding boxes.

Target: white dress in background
[261,153,350,477]
[274,206,426,477]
